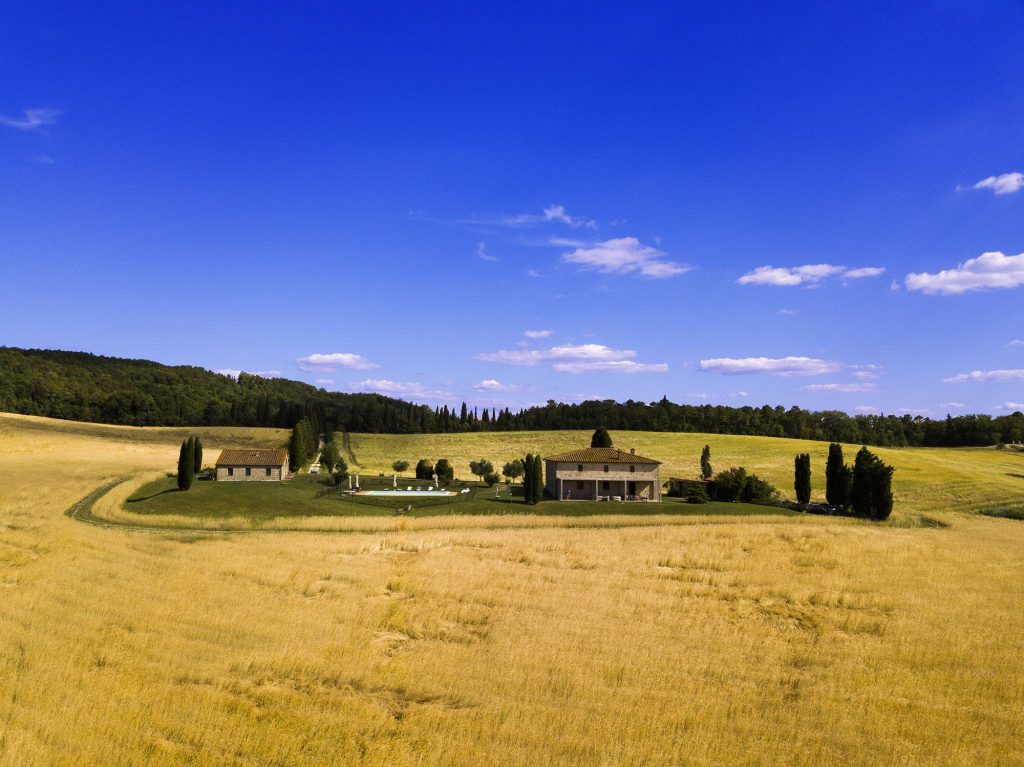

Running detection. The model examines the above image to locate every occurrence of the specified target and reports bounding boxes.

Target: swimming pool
[356,490,456,497]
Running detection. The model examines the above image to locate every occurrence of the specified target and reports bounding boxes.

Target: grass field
[348,429,1024,518]
[2,412,1023,766]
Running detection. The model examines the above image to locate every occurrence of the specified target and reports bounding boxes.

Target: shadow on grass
[409,497,801,519]
[1005,473,1024,481]
[127,488,181,503]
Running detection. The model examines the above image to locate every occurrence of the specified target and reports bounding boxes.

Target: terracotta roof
[543,447,661,465]
[215,448,288,467]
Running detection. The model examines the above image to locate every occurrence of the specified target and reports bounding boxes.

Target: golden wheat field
[1,412,1023,766]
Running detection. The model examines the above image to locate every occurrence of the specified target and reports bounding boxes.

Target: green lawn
[347,430,1024,517]
[126,474,794,521]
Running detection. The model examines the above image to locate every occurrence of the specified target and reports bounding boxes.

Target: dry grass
[1,413,1023,766]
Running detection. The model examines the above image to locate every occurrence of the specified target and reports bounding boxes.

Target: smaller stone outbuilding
[215,449,289,481]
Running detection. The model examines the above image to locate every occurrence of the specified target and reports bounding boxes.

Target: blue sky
[2,1,1022,416]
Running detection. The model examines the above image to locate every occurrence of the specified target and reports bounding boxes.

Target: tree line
[3,347,1021,448]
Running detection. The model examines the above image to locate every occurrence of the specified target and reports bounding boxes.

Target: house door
[627,481,636,496]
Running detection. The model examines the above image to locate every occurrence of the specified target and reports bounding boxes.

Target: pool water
[358,490,454,497]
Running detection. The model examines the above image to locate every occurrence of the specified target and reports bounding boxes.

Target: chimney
[630,448,635,455]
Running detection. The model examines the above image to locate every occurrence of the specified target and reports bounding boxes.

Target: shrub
[435,458,454,481]
[392,459,410,474]
[415,459,434,480]
[684,483,709,504]
[711,467,776,504]
[484,472,500,487]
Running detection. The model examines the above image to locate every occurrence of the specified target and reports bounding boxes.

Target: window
[577,464,583,472]
[576,481,584,490]
[227,467,233,477]
[602,481,610,490]
[630,465,635,473]
[245,468,252,477]
[603,465,609,473]
[265,468,272,476]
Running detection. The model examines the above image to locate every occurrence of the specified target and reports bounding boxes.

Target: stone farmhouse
[215,449,289,481]
[544,447,662,501]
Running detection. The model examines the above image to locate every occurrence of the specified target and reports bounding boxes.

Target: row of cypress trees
[522,453,545,504]
[176,436,203,491]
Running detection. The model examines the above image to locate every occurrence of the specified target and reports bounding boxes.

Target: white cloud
[970,172,1024,195]
[943,368,1024,383]
[939,402,967,409]
[482,204,596,229]
[553,360,668,374]
[524,329,553,339]
[699,356,841,376]
[800,383,878,393]
[843,267,886,279]
[477,242,498,262]
[476,343,636,366]
[852,370,880,381]
[737,264,884,287]
[476,342,665,374]
[686,391,749,401]
[0,108,59,131]
[527,269,543,278]
[1009,339,1024,348]
[473,379,513,392]
[546,236,587,248]
[297,352,379,371]
[905,251,1024,295]
[853,406,880,414]
[542,204,596,229]
[214,369,281,379]
[777,308,797,316]
[1005,402,1024,411]
[562,237,690,279]
[349,379,451,400]
[315,378,335,385]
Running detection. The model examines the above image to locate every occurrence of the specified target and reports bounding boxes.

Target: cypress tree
[825,443,845,507]
[700,444,712,480]
[590,427,613,448]
[794,453,811,504]
[523,454,535,504]
[288,427,302,471]
[850,446,894,520]
[193,436,203,474]
[533,453,545,502]
[179,438,195,491]
[177,439,189,490]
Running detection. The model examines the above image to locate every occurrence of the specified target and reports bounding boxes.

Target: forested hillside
[1,347,1021,446]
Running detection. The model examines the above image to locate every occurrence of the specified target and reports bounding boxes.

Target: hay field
[1,412,1023,766]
